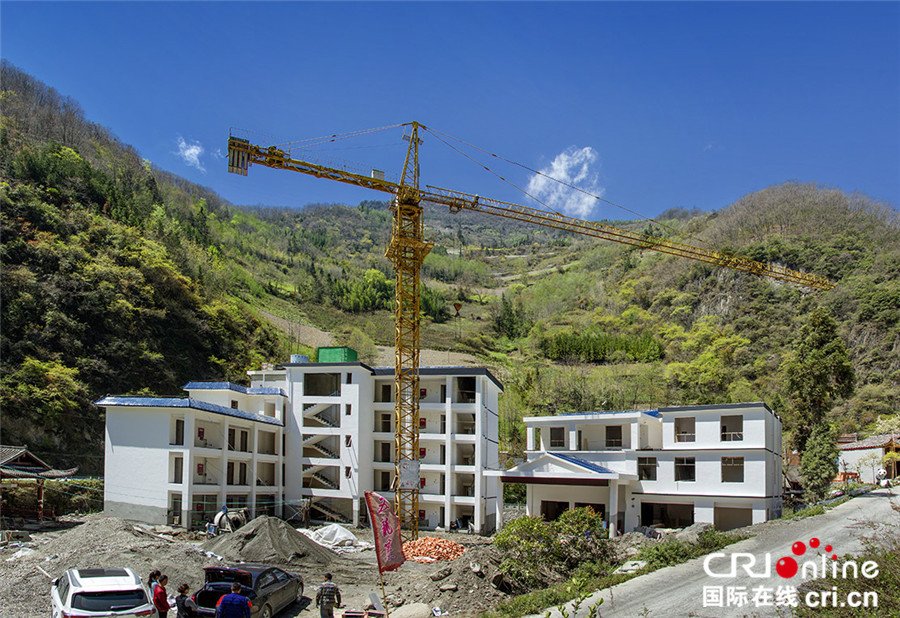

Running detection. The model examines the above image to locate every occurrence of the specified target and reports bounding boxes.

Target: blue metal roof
[549,452,615,475]
[182,382,287,398]
[94,397,283,426]
[562,409,660,418]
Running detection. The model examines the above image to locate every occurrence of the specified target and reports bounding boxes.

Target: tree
[342,327,379,365]
[781,307,855,452]
[493,294,531,339]
[800,424,839,503]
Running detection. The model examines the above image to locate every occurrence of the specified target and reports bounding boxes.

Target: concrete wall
[105,408,173,518]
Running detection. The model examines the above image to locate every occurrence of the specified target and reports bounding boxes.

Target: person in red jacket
[153,574,171,616]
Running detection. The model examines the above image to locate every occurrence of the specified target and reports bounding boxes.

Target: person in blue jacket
[215,582,251,618]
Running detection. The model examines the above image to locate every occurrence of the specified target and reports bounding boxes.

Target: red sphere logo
[776,537,835,578]
[776,557,798,578]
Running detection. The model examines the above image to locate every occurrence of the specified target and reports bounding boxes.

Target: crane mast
[226,122,833,542]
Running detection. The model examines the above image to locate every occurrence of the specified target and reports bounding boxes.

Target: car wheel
[261,604,273,618]
[296,583,304,603]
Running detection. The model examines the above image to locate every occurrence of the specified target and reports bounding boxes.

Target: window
[606,426,623,448]
[257,572,276,589]
[173,419,184,445]
[173,457,183,484]
[273,569,290,583]
[346,372,352,384]
[305,373,341,397]
[228,428,236,450]
[675,417,696,443]
[722,457,744,483]
[380,384,392,402]
[230,400,239,409]
[638,457,657,481]
[57,574,70,604]
[721,415,744,442]
[239,430,248,452]
[440,384,447,401]
[675,457,696,482]
[550,427,565,448]
[345,404,352,416]
[345,435,352,448]
[239,462,248,485]
[345,466,352,479]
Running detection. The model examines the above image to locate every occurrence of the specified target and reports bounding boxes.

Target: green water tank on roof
[317,346,358,362]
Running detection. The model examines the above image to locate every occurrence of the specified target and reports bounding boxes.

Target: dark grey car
[193,565,303,618]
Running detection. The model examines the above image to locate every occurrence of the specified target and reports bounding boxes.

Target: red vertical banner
[364,491,406,573]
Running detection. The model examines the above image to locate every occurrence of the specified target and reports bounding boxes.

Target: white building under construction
[97,349,502,533]
[492,402,782,535]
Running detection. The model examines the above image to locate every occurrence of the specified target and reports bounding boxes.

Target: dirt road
[534,489,900,618]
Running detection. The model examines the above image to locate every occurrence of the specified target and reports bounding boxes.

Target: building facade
[99,355,502,533]
[838,434,899,483]
[494,402,782,535]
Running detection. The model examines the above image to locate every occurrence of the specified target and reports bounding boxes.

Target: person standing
[153,574,171,617]
[215,582,251,618]
[174,583,199,618]
[315,573,341,618]
[148,570,161,594]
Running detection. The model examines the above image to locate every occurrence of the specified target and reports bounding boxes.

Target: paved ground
[533,489,900,618]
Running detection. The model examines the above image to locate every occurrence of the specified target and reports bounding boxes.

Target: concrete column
[568,424,577,451]
[526,426,535,451]
[250,428,258,518]
[182,412,195,527]
[220,419,230,510]
[609,480,619,537]
[444,377,452,528]
[474,378,484,532]
[496,484,504,530]
[631,422,640,450]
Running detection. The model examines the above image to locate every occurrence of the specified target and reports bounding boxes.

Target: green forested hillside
[2,63,898,474]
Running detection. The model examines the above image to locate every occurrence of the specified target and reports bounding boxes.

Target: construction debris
[298,523,374,554]
[402,537,466,563]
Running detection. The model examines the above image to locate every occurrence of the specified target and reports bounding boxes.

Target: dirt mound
[0,514,220,618]
[202,515,340,567]
[383,545,510,614]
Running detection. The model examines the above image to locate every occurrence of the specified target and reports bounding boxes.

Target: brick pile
[402,536,466,562]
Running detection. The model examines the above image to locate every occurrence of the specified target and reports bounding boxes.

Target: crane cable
[422,126,571,220]
[422,125,721,251]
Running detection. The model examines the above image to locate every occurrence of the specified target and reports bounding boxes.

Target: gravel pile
[0,514,220,617]
[202,515,340,567]
[382,545,510,615]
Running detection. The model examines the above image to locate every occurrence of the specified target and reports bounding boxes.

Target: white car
[50,567,156,617]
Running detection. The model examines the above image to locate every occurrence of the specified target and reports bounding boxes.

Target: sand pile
[202,515,339,567]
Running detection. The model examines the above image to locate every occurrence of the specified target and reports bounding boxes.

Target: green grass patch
[481,566,639,618]
[796,534,900,617]
[636,529,748,569]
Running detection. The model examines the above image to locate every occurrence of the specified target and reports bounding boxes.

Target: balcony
[721,431,744,442]
[675,433,696,443]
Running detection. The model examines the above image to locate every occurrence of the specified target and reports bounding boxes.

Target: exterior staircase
[310,471,340,490]
[311,499,350,524]
[303,435,338,459]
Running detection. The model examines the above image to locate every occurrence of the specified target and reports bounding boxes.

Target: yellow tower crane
[227,121,833,541]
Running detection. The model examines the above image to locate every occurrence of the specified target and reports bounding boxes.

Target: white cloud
[526,146,603,219]
[176,136,205,172]
[212,148,227,160]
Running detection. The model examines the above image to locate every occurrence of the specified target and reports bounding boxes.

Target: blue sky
[3,2,898,220]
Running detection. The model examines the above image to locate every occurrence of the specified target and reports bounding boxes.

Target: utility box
[317,347,358,363]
